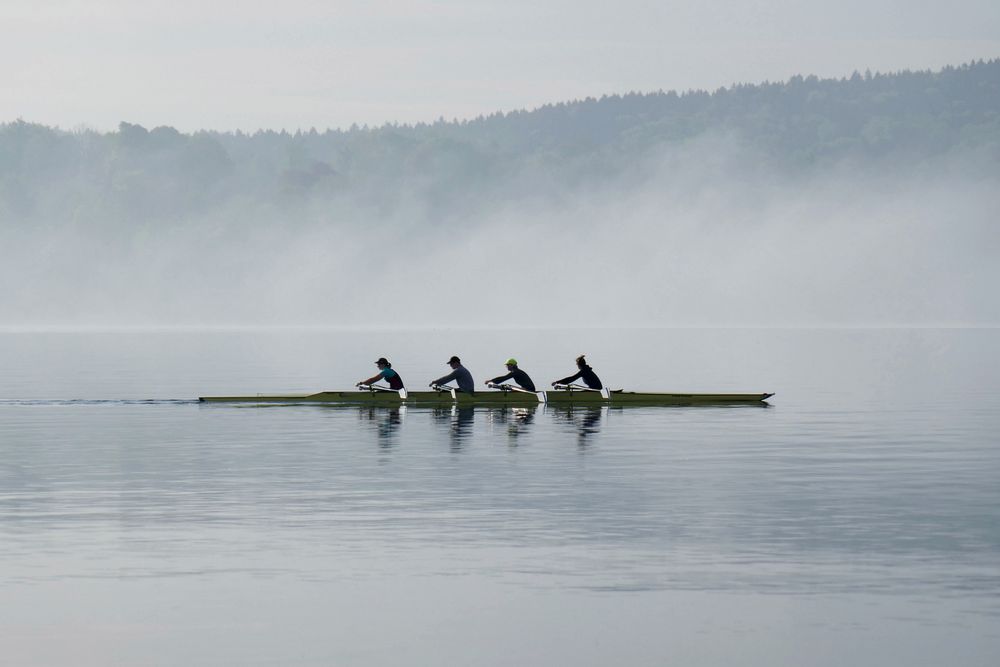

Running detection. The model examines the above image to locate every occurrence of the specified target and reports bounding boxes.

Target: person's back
[450,365,475,393]
[380,366,404,390]
[507,367,535,391]
[553,355,602,390]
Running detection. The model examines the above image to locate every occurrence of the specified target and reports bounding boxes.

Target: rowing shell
[198,389,774,406]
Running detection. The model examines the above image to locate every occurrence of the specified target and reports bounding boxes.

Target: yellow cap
[504,358,517,366]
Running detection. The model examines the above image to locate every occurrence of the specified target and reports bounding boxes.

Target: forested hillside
[2,60,997,227]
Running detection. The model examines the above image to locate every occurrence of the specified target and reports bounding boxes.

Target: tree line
[1,59,997,226]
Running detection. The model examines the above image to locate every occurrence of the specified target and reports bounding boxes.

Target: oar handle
[551,383,611,399]
[489,383,547,404]
[357,383,395,393]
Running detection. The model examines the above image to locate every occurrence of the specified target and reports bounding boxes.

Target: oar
[551,383,612,399]
[357,383,408,399]
[487,382,548,404]
[356,382,393,392]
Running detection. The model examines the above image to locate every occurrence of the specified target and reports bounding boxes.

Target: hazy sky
[3,0,999,132]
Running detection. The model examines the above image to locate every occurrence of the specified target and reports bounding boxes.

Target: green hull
[199,390,774,406]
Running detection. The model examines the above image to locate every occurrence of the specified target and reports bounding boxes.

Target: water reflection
[357,406,404,448]
[430,405,476,451]
[485,406,537,444]
[550,406,604,448]
[353,405,601,449]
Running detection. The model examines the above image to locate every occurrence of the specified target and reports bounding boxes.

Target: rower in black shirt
[552,355,603,389]
[487,358,536,391]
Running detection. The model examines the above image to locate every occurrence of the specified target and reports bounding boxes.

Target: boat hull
[199,390,774,406]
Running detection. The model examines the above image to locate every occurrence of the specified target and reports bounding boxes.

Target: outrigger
[199,384,774,406]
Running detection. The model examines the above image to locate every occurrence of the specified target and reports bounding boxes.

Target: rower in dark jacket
[552,355,603,389]
[431,356,476,394]
[487,358,536,391]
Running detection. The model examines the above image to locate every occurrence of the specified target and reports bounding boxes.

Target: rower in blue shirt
[357,357,404,390]
[487,358,536,391]
[431,356,476,394]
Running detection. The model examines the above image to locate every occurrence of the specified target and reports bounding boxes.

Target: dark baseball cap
[375,357,390,365]
[447,356,461,364]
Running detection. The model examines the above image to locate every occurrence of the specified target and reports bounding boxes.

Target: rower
[552,354,603,389]
[487,358,536,391]
[430,356,475,394]
[357,357,404,390]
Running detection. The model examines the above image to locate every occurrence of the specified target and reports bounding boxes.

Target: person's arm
[487,371,514,385]
[553,370,583,386]
[358,373,382,386]
[431,370,457,386]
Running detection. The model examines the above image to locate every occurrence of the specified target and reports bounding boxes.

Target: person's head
[504,358,518,370]
[447,355,461,368]
[576,354,587,368]
[375,357,390,369]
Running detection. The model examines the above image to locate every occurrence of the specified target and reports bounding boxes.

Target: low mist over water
[2,61,999,327]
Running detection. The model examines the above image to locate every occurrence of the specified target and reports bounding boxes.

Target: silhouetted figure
[553,355,603,389]
[357,357,404,390]
[486,358,536,391]
[431,356,475,394]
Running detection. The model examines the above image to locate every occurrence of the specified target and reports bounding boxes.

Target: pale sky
[3,0,999,132]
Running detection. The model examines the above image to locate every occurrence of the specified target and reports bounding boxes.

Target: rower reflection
[550,405,604,447]
[431,405,476,451]
[357,406,405,448]
[486,405,537,443]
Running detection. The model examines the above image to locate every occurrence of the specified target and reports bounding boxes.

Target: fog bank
[2,142,996,328]
[2,62,998,327]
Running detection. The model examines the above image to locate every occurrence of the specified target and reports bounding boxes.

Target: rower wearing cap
[357,357,404,390]
[487,358,536,391]
[552,355,603,389]
[431,356,476,394]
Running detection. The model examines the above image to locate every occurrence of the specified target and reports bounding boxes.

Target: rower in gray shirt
[431,356,475,394]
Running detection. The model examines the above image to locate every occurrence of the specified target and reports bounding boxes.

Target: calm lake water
[1,328,998,666]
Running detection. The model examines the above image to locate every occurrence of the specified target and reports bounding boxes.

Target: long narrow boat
[199,388,774,406]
